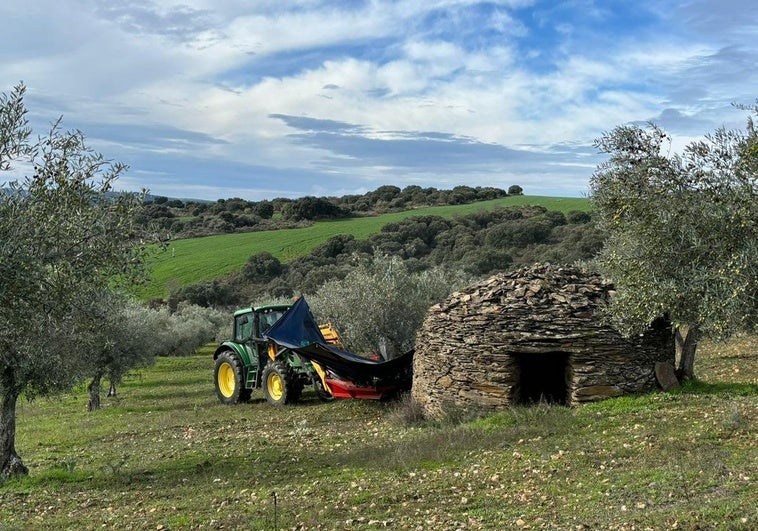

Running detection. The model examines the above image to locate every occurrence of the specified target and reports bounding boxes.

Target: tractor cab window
[235,314,253,342]
[258,310,285,336]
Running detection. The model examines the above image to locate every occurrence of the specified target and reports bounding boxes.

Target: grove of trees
[140,184,520,239]
[168,204,601,310]
[83,295,227,411]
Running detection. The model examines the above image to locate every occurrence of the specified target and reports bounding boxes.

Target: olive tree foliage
[153,302,228,356]
[590,113,758,380]
[0,83,150,477]
[309,254,467,359]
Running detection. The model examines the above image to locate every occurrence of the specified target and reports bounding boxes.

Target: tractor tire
[214,351,251,405]
[262,361,303,406]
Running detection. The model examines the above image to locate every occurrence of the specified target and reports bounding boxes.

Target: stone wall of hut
[411,264,674,418]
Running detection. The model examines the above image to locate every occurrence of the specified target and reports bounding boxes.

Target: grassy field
[1,336,755,530]
[137,195,590,299]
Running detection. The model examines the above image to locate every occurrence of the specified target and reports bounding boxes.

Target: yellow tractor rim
[267,372,284,401]
[218,362,235,398]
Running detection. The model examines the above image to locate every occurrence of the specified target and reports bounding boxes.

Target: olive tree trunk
[87,372,102,412]
[675,325,699,381]
[1,388,28,478]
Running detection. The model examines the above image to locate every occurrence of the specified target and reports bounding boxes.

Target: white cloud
[2,0,756,200]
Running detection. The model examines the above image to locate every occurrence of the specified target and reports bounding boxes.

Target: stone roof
[423,263,615,346]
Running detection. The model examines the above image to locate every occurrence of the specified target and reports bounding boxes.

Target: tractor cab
[232,304,291,343]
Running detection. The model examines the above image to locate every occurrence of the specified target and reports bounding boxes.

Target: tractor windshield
[258,309,286,336]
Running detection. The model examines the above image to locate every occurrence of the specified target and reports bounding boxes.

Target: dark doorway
[514,352,569,405]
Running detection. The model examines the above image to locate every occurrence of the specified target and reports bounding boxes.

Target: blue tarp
[264,297,413,384]
[263,296,326,349]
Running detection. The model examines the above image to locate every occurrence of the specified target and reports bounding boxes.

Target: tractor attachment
[264,297,413,401]
[213,297,412,405]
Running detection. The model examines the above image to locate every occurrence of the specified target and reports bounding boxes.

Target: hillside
[1,336,755,529]
[138,195,590,300]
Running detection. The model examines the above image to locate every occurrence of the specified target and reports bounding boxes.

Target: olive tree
[82,293,161,411]
[0,84,149,477]
[310,253,466,359]
[590,113,758,380]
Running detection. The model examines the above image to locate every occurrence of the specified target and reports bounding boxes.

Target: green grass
[137,195,590,299]
[2,337,756,529]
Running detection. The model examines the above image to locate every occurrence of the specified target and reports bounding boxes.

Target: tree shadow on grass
[674,380,758,397]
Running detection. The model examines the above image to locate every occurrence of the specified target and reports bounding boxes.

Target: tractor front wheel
[214,351,251,405]
[262,361,302,406]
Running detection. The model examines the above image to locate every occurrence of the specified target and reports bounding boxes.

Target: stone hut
[411,264,674,418]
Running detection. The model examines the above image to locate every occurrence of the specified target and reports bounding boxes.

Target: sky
[1,1,756,201]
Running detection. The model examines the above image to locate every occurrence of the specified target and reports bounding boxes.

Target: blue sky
[1,0,756,200]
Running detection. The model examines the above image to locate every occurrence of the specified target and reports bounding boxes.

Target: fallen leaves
[1,343,755,530]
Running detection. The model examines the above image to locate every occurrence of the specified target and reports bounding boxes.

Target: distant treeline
[139,184,523,239]
[166,202,600,309]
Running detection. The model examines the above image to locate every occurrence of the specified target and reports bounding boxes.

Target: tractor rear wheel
[262,361,302,406]
[214,351,251,405]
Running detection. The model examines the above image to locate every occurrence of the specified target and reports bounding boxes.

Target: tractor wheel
[262,361,302,406]
[214,351,251,405]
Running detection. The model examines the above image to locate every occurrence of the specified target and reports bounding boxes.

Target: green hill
[137,195,590,299]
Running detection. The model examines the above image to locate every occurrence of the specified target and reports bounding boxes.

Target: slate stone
[655,361,680,390]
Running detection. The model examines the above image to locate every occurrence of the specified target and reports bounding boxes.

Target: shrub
[281,196,350,221]
[243,251,283,282]
[566,210,592,224]
[168,279,238,309]
[485,218,552,248]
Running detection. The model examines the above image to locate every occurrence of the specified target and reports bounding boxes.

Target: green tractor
[213,304,338,406]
